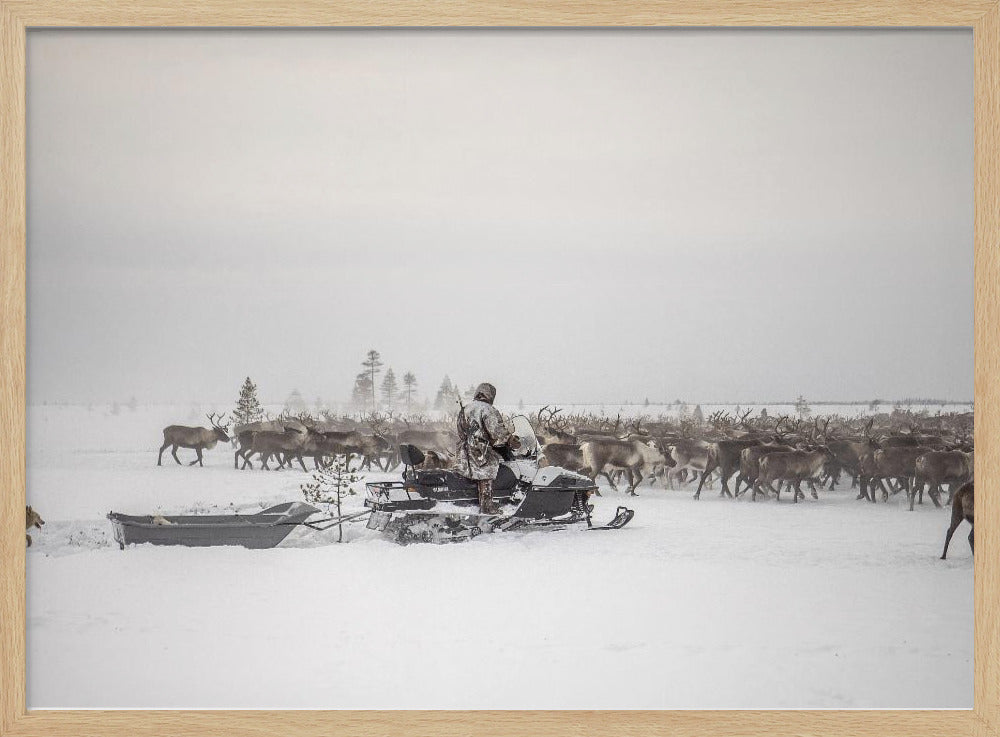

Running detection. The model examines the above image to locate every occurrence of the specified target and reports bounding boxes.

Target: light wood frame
[1,2,996,735]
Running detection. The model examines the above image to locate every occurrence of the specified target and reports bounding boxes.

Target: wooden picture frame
[1,2,996,735]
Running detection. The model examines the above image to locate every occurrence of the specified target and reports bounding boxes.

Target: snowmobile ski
[586,505,635,531]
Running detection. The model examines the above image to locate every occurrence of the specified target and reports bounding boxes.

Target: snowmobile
[364,415,634,544]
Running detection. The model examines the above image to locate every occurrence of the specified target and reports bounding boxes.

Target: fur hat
[474,382,497,404]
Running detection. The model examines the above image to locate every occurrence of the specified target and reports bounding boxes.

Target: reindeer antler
[206,412,229,430]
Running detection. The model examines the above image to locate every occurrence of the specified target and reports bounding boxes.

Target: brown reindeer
[539,442,592,478]
[663,439,712,489]
[757,449,830,502]
[870,446,935,510]
[941,480,974,559]
[395,428,456,461]
[913,451,973,507]
[827,426,877,499]
[158,413,230,466]
[26,506,44,547]
[313,430,389,471]
[695,438,761,499]
[534,406,577,446]
[736,443,794,500]
[233,420,283,468]
[417,449,451,470]
[580,437,665,496]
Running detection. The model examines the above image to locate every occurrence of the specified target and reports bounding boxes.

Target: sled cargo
[107,501,322,550]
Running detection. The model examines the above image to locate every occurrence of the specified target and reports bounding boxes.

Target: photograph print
[25,28,973,708]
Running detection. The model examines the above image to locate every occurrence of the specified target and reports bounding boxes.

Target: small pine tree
[301,455,359,543]
[402,372,417,413]
[233,377,264,429]
[361,349,384,412]
[351,372,374,412]
[692,404,704,425]
[381,368,399,409]
[795,395,812,419]
[126,395,138,412]
[434,376,455,410]
[284,389,307,415]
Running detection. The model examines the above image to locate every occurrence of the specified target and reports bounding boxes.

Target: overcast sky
[26,29,973,406]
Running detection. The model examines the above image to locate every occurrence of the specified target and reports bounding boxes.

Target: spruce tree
[402,372,417,413]
[233,377,264,429]
[352,372,374,412]
[434,376,454,410]
[361,349,384,412]
[381,368,398,409]
[284,388,307,416]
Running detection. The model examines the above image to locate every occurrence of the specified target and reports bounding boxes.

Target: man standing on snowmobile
[456,382,517,515]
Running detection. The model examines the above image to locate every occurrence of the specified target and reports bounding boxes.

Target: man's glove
[508,434,522,450]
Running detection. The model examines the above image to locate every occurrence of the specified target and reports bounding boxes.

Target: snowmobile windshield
[507,415,538,458]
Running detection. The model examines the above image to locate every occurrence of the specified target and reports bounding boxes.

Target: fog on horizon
[25,29,974,407]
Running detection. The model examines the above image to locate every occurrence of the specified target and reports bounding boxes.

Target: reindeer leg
[296,454,307,472]
[171,445,182,465]
[969,525,974,555]
[877,478,890,503]
[719,467,735,498]
[694,469,711,500]
[158,443,169,466]
[941,522,959,559]
[627,467,640,496]
[598,469,619,493]
[189,448,203,466]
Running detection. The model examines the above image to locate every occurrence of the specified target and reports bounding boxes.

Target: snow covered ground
[25,404,973,709]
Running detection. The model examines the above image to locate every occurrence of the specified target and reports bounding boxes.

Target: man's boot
[478,479,502,515]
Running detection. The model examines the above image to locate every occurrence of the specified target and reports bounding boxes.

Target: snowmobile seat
[398,444,425,467]
[495,464,517,491]
[410,464,517,492]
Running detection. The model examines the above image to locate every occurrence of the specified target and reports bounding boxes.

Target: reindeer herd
[154,405,976,556]
[531,406,975,511]
[158,406,973,508]
[158,412,453,474]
